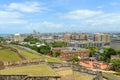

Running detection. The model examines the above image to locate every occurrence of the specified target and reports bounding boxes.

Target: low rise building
[67,41,105,48]
[110,39,120,50]
[111,55,120,60]
[52,47,90,61]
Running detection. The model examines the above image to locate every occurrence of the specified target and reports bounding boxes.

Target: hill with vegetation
[0,64,58,76]
[0,45,63,63]
[0,48,22,61]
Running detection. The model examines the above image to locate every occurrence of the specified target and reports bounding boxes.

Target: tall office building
[93,33,110,45]
[64,33,88,41]
[71,33,88,41]
[110,34,120,50]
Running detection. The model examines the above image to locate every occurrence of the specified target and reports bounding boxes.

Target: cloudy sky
[0,0,120,33]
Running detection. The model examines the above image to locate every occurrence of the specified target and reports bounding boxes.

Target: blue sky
[0,0,120,34]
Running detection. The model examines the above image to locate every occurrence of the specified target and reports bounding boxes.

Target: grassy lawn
[14,46,63,63]
[57,70,73,75]
[0,49,22,61]
[57,70,93,80]
[74,72,93,80]
[45,56,63,63]
[57,69,73,80]
[0,64,58,76]
[12,46,42,59]
[0,45,63,63]
[104,72,120,79]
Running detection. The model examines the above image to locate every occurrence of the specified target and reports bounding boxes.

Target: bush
[111,59,120,72]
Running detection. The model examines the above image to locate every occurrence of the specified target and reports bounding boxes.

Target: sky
[0,0,120,34]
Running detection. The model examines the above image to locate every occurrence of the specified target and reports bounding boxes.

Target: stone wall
[0,58,45,68]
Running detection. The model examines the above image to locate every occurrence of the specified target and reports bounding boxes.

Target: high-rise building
[67,41,105,48]
[93,33,110,45]
[110,34,120,50]
[64,33,88,41]
[71,33,88,41]
[64,33,72,40]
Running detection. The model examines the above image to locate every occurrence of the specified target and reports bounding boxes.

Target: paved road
[102,73,120,80]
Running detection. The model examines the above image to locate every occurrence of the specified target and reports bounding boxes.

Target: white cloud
[96,6,103,9]
[60,10,103,19]
[60,9,120,26]
[26,21,64,30]
[86,13,120,26]
[110,2,120,6]
[5,1,48,13]
[0,11,23,18]
[0,11,27,24]
[58,9,120,32]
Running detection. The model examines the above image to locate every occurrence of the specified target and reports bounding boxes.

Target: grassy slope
[45,56,63,63]
[14,46,63,63]
[0,64,58,76]
[12,46,42,59]
[57,69,74,80]
[74,72,93,80]
[0,45,63,63]
[57,70,93,80]
[104,72,120,79]
[0,49,22,61]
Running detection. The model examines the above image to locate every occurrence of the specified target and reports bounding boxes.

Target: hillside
[12,46,42,59]
[0,45,63,63]
[0,45,41,61]
[0,64,58,76]
[0,48,22,61]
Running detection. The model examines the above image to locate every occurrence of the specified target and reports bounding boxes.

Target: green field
[57,70,93,80]
[104,72,120,79]
[0,49,22,61]
[14,46,63,63]
[45,56,63,63]
[0,45,63,63]
[74,72,93,80]
[13,47,42,59]
[0,64,58,76]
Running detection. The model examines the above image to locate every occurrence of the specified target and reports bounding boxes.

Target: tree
[111,59,120,72]
[24,35,39,44]
[82,46,98,57]
[104,48,116,59]
[73,53,79,62]
[51,41,67,47]
[0,37,7,44]
[37,45,51,55]
[116,50,120,54]
[98,48,117,62]
[54,51,60,57]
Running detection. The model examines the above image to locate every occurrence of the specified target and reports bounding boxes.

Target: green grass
[57,70,73,75]
[0,49,22,61]
[74,72,93,80]
[45,56,63,63]
[0,45,63,63]
[0,64,58,76]
[104,72,120,79]
[12,46,42,59]
[14,46,63,63]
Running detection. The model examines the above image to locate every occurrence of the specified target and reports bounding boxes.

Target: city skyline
[0,0,120,34]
